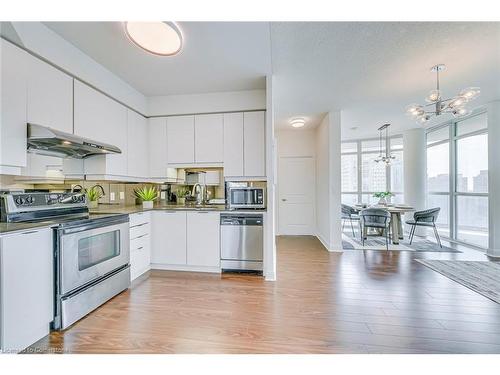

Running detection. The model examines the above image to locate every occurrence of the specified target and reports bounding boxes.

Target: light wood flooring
[30,235,500,354]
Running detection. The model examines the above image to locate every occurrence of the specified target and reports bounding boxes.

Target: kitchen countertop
[0,203,266,235]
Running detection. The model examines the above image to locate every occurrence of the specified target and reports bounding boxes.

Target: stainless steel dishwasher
[220,214,263,272]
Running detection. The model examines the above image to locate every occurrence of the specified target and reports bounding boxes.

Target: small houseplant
[86,186,104,209]
[134,186,158,209]
[373,192,394,206]
[176,187,189,205]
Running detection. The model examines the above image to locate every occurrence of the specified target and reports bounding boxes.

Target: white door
[167,115,195,165]
[194,114,223,163]
[278,157,316,235]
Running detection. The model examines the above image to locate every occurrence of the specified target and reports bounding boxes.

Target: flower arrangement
[134,186,158,208]
[373,191,394,205]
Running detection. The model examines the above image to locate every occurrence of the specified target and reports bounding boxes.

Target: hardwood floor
[30,235,500,354]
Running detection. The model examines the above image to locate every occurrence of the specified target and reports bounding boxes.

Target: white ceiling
[270,22,500,137]
[43,22,272,96]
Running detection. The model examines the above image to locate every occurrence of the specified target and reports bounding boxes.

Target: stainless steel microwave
[227,186,266,209]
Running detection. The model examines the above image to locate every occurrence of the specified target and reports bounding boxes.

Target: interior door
[278,157,316,235]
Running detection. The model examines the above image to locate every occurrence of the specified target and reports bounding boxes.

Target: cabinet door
[151,211,187,265]
[244,111,266,177]
[0,39,28,169]
[167,116,194,165]
[0,228,53,352]
[223,112,244,177]
[27,55,73,133]
[127,110,149,178]
[194,114,223,163]
[74,81,128,176]
[187,212,220,267]
[148,117,168,178]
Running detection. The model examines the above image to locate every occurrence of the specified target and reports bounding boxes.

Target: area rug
[416,260,500,304]
[342,231,460,253]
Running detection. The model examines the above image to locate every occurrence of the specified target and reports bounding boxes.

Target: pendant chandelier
[406,64,480,124]
[374,123,395,165]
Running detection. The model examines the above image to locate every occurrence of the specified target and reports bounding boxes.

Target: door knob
[282,198,287,201]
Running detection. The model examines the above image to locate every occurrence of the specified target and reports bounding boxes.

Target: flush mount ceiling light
[290,118,306,128]
[124,21,183,56]
[406,64,480,124]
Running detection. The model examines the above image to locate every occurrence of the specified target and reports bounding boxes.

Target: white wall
[148,89,266,117]
[8,22,147,114]
[277,129,316,158]
[315,113,342,251]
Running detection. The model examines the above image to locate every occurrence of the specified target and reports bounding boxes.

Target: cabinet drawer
[130,222,151,240]
[130,246,150,280]
[130,233,150,251]
[129,212,150,227]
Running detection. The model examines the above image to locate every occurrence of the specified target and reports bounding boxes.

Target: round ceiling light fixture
[290,118,306,128]
[124,21,183,56]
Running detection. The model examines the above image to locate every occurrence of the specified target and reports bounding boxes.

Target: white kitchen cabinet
[0,228,53,353]
[127,110,149,178]
[129,212,151,281]
[74,80,128,177]
[244,111,266,177]
[223,112,244,177]
[148,117,168,178]
[194,114,224,164]
[186,212,220,268]
[151,211,187,265]
[167,116,195,165]
[0,39,28,173]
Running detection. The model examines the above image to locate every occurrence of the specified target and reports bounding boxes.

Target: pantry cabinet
[167,116,195,165]
[74,80,128,177]
[127,110,149,178]
[194,114,224,164]
[0,39,28,173]
[0,228,53,353]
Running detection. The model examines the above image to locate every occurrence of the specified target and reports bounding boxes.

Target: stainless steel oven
[227,184,266,209]
[54,214,130,330]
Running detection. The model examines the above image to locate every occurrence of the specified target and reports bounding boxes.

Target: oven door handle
[59,215,129,235]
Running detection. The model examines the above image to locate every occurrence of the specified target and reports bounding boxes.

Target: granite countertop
[0,203,266,235]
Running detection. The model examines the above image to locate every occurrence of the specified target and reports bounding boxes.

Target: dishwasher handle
[220,215,263,226]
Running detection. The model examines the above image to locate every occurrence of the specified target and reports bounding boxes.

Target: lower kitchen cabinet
[0,228,53,353]
[129,212,151,281]
[151,211,187,265]
[186,212,220,268]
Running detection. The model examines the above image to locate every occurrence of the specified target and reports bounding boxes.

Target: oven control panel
[5,192,86,209]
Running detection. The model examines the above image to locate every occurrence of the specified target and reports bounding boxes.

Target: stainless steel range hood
[27,123,121,159]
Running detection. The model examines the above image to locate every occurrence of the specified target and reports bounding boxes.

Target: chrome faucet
[191,183,206,205]
[71,184,84,193]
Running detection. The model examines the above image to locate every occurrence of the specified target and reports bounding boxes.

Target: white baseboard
[151,263,221,273]
[316,232,343,253]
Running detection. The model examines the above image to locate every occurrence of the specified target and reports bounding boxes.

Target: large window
[426,112,488,248]
[341,136,404,205]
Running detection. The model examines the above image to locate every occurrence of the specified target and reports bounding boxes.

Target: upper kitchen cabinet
[127,109,149,178]
[167,115,195,165]
[223,112,244,177]
[194,114,223,164]
[26,54,73,133]
[0,39,28,173]
[243,111,266,177]
[148,117,168,178]
[74,80,128,177]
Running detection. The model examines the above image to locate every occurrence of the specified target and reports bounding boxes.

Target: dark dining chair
[405,207,442,248]
[360,208,391,250]
[341,204,360,237]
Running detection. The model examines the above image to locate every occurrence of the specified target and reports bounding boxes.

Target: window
[426,111,488,249]
[341,135,403,206]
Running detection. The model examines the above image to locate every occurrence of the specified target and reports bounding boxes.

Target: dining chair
[360,208,391,250]
[405,207,442,248]
[341,204,361,237]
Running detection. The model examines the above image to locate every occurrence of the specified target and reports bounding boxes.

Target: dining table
[352,204,415,245]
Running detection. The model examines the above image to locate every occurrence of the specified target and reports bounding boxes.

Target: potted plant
[86,186,104,209]
[373,192,394,206]
[134,186,158,209]
[176,187,188,205]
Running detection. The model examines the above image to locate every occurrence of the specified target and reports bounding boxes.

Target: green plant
[176,187,189,198]
[86,186,104,202]
[133,186,158,202]
[372,191,394,199]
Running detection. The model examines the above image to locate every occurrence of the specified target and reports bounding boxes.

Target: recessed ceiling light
[290,118,306,128]
[124,22,183,56]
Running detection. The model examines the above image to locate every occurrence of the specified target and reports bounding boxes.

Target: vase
[88,200,98,209]
[177,197,186,205]
[378,197,387,206]
[142,201,154,209]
